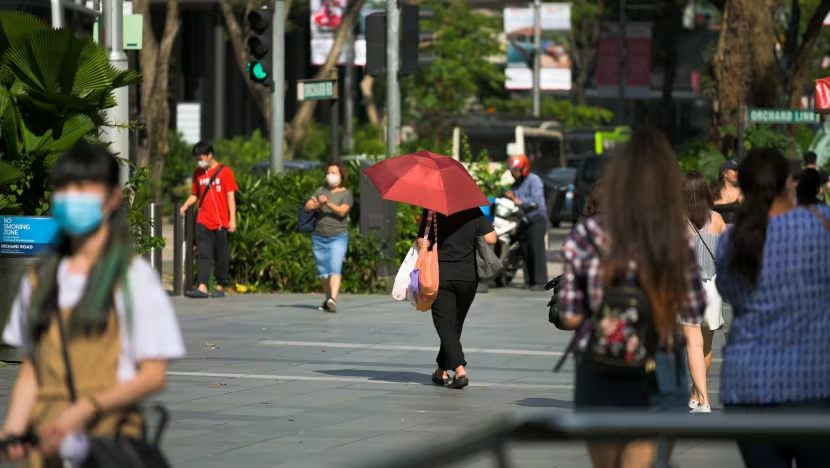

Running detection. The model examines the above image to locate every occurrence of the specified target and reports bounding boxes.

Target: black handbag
[55,310,171,468]
[545,274,564,329]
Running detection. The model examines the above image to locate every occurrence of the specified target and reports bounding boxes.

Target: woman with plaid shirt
[558,129,706,468]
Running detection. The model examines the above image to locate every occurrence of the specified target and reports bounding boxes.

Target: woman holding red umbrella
[418,208,497,389]
[363,151,498,388]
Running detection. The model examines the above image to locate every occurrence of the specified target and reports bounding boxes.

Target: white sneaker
[688,399,699,410]
[690,404,711,414]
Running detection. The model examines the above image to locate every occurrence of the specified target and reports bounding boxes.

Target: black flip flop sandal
[432,369,448,386]
[448,376,469,389]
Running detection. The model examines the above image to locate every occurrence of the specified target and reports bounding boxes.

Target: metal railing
[364,411,830,468]
[143,202,163,276]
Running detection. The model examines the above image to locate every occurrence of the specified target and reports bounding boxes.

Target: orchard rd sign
[747,108,819,124]
[297,79,338,101]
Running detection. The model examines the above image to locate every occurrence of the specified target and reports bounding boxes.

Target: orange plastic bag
[816,77,830,114]
[415,211,439,312]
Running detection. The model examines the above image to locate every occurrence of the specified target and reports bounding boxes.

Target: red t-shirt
[191,165,238,230]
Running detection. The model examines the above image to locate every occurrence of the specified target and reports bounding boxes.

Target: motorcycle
[489,197,538,287]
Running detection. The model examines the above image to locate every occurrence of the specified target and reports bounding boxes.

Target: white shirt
[2,257,186,382]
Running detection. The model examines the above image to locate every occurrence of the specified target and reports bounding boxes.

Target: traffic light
[247,7,274,85]
[400,4,433,76]
[365,12,387,77]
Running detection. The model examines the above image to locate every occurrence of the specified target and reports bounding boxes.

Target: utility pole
[343,26,356,154]
[100,0,130,186]
[50,0,64,27]
[386,0,400,157]
[617,0,627,124]
[272,0,285,173]
[532,0,541,118]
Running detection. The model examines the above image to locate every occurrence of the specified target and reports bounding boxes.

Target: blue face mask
[52,192,105,236]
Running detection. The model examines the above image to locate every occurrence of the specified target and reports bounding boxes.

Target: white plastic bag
[392,244,419,301]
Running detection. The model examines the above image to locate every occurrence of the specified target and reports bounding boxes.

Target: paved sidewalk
[0,289,740,468]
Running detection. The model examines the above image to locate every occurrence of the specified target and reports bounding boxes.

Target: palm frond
[0,159,23,185]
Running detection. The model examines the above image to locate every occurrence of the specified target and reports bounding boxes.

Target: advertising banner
[310,0,385,66]
[596,22,653,98]
[0,217,60,256]
[503,3,572,91]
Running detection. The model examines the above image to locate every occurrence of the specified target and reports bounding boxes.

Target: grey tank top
[693,218,719,281]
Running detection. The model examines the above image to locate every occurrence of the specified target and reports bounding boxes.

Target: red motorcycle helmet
[507,154,531,178]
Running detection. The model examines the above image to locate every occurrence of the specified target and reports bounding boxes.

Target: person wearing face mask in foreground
[178,141,239,298]
[0,142,185,467]
[304,163,353,312]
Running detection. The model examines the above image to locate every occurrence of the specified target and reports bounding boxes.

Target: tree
[285,0,369,160]
[135,0,180,199]
[776,0,830,108]
[217,0,295,131]
[400,0,503,146]
[569,0,604,105]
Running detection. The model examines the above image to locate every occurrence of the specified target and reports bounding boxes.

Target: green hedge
[228,165,388,294]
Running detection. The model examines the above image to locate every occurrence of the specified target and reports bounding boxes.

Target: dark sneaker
[325,298,337,313]
[318,299,330,311]
[185,289,209,298]
[211,290,225,298]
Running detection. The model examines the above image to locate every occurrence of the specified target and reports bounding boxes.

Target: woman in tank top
[681,171,727,414]
[711,160,742,224]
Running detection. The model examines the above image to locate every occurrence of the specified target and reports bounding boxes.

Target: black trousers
[521,214,548,287]
[727,398,830,468]
[196,223,230,286]
[431,279,478,371]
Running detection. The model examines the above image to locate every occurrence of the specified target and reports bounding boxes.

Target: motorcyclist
[504,154,548,291]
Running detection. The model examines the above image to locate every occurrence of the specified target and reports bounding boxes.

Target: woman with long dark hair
[711,160,743,224]
[559,129,705,467]
[796,168,823,206]
[680,171,726,414]
[0,143,185,466]
[716,148,830,468]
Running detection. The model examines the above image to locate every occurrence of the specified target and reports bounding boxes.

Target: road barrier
[364,411,830,468]
[172,204,195,296]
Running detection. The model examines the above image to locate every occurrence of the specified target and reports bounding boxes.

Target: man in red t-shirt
[179,141,238,298]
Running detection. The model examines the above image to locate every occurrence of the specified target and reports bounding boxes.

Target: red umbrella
[363,151,491,215]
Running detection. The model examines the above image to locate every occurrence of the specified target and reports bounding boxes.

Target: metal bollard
[184,207,195,291]
[143,202,163,277]
[172,203,185,296]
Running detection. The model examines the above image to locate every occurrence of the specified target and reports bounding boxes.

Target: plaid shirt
[558,217,706,352]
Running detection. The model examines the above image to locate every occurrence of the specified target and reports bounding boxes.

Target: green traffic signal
[247,61,269,81]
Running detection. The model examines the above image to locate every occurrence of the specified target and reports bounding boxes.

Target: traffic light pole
[386,0,400,157]
[271,0,285,174]
[532,0,541,118]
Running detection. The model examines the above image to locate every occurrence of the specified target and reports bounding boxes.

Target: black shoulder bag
[198,165,225,209]
[55,287,171,467]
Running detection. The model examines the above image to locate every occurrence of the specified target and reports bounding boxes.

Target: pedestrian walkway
[0,288,743,467]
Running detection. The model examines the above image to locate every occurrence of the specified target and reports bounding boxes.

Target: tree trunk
[786,0,830,109]
[360,75,379,125]
[747,0,780,108]
[569,0,602,105]
[136,0,180,201]
[658,0,682,140]
[218,0,293,132]
[285,0,369,160]
[711,0,752,154]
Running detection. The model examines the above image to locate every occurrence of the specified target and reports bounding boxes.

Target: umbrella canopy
[363,151,490,215]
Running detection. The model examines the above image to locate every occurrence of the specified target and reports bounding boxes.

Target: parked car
[540,167,577,228]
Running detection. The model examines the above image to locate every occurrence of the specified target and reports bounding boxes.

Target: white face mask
[197,160,209,169]
[326,174,341,187]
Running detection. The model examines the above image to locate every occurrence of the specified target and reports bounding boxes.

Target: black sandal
[432,369,448,386]
[448,375,469,389]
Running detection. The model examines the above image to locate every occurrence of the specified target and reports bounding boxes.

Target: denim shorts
[311,233,349,277]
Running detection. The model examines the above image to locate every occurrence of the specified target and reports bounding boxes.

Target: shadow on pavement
[316,369,433,385]
[515,397,573,409]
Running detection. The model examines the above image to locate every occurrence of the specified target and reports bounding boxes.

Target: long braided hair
[28,142,133,341]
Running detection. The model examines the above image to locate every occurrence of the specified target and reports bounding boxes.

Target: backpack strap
[198,165,225,209]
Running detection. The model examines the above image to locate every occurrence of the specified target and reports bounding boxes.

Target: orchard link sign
[297,79,338,101]
[747,108,820,124]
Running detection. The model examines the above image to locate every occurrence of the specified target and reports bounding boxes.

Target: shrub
[229,169,385,293]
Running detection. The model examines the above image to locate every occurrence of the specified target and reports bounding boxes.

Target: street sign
[0,217,60,256]
[297,79,338,101]
[747,108,819,124]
